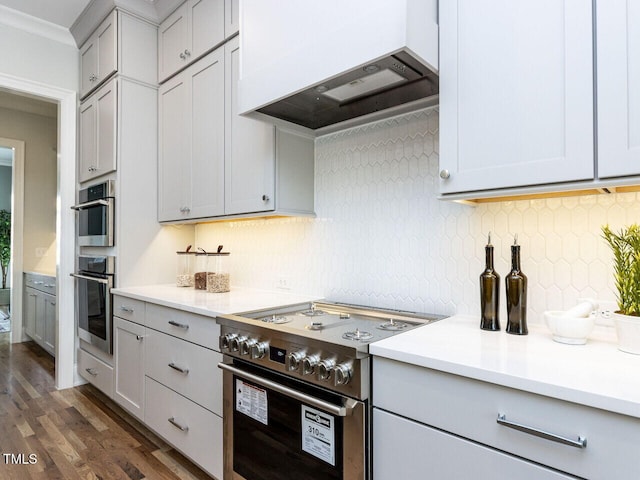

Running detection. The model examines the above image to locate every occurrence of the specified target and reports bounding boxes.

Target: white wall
[0,107,57,274]
[196,107,639,324]
[0,22,78,91]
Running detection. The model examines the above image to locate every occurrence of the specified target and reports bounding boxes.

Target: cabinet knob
[439,169,451,179]
[262,195,270,202]
[184,49,191,57]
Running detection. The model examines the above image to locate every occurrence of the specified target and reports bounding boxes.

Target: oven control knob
[317,359,336,381]
[240,338,258,356]
[286,351,305,372]
[229,335,247,352]
[251,341,269,359]
[334,363,353,386]
[219,333,237,351]
[301,355,320,375]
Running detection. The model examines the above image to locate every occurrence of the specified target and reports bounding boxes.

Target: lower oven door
[72,273,113,354]
[219,359,367,480]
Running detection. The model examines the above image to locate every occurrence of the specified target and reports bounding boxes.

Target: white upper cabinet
[158,0,225,83]
[158,49,225,221]
[597,1,640,178]
[439,0,594,195]
[224,36,275,215]
[79,10,157,100]
[79,78,117,183]
[80,10,117,99]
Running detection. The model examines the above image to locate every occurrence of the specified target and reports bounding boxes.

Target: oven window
[78,204,108,238]
[233,376,343,480]
[77,277,108,340]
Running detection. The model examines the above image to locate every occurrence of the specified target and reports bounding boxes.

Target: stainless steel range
[217,301,444,480]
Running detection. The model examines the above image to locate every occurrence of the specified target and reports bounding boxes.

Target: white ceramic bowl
[544,311,595,345]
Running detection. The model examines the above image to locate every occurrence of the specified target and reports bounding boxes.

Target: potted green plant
[0,209,10,306]
[602,224,640,354]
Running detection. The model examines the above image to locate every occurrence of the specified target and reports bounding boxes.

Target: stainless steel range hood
[238,0,439,134]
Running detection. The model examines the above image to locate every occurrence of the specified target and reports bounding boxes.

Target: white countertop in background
[111,284,320,317]
[370,315,640,419]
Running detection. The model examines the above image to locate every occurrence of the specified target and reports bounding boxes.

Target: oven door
[72,197,114,247]
[220,359,367,480]
[72,273,113,354]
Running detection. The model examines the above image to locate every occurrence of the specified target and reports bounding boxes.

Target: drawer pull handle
[497,414,587,449]
[135,335,143,341]
[168,417,189,432]
[120,306,134,313]
[168,320,189,330]
[168,363,189,374]
[85,368,98,377]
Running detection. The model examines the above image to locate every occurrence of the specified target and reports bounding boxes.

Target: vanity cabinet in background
[23,273,56,357]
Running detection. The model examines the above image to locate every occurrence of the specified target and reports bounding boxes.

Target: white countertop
[370,314,640,419]
[111,284,320,317]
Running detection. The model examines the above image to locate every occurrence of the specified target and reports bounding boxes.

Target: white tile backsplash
[196,107,639,323]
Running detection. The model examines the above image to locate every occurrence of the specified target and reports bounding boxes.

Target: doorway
[0,145,13,331]
[0,74,76,390]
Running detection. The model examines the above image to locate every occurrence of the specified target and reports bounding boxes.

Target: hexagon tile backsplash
[196,107,639,323]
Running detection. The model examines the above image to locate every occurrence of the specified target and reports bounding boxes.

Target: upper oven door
[220,359,367,480]
[72,197,114,247]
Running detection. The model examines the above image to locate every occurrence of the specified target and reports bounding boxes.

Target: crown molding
[0,5,76,46]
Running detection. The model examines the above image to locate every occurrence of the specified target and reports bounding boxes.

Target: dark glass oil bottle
[480,233,500,331]
[506,235,528,335]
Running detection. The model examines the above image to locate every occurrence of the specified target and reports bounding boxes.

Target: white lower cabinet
[113,317,145,420]
[145,376,223,479]
[78,348,114,398]
[23,273,56,356]
[111,298,224,478]
[373,409,574,480]
[372,357,640,480]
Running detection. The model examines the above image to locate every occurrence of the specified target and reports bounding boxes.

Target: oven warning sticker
[301,405,335,466]
[235,379,268,425]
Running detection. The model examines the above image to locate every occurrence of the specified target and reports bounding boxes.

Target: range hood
[238,0,439,133]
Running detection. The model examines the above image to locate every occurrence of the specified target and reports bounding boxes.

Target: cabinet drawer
[373,409,574,480]
[112,295,145,325]
[78,348,114,398]
[145,377,222,479]
[24,273,56,296]
[373,357,640,480]
[145,329,222,415]
[145,303,220,350]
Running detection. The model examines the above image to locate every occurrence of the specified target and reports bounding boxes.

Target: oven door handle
[71,199,110,210]
[70,273,110,284]
[218,362,357,417]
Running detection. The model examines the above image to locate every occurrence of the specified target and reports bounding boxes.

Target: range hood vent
[238,0,439,133]
[256,52,439,131]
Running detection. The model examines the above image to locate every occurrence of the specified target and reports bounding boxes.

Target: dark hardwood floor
[0,333,214,479]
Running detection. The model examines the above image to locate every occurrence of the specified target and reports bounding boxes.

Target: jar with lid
[176,249,194,287]
[206,248,230,293]
[194,251,208,290]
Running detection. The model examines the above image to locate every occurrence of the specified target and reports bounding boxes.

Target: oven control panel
[219,329,367,399]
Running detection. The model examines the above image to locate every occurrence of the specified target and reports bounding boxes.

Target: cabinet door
[159,2,189,82]
[80,35,98,99]
[439,0,594,194]
[190,49,225,218]
[224,0,239,38]
[96,10,118,86]
[158,72,190,221]
[374,409,575,480]
[95,79,118,179]
[79,98,97,183]
[597,1,640,178]
[190,0,224,60]
[24,287,37,339]
[224,37,275,215]
[42,293,56,356]
[114,317,145,420]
